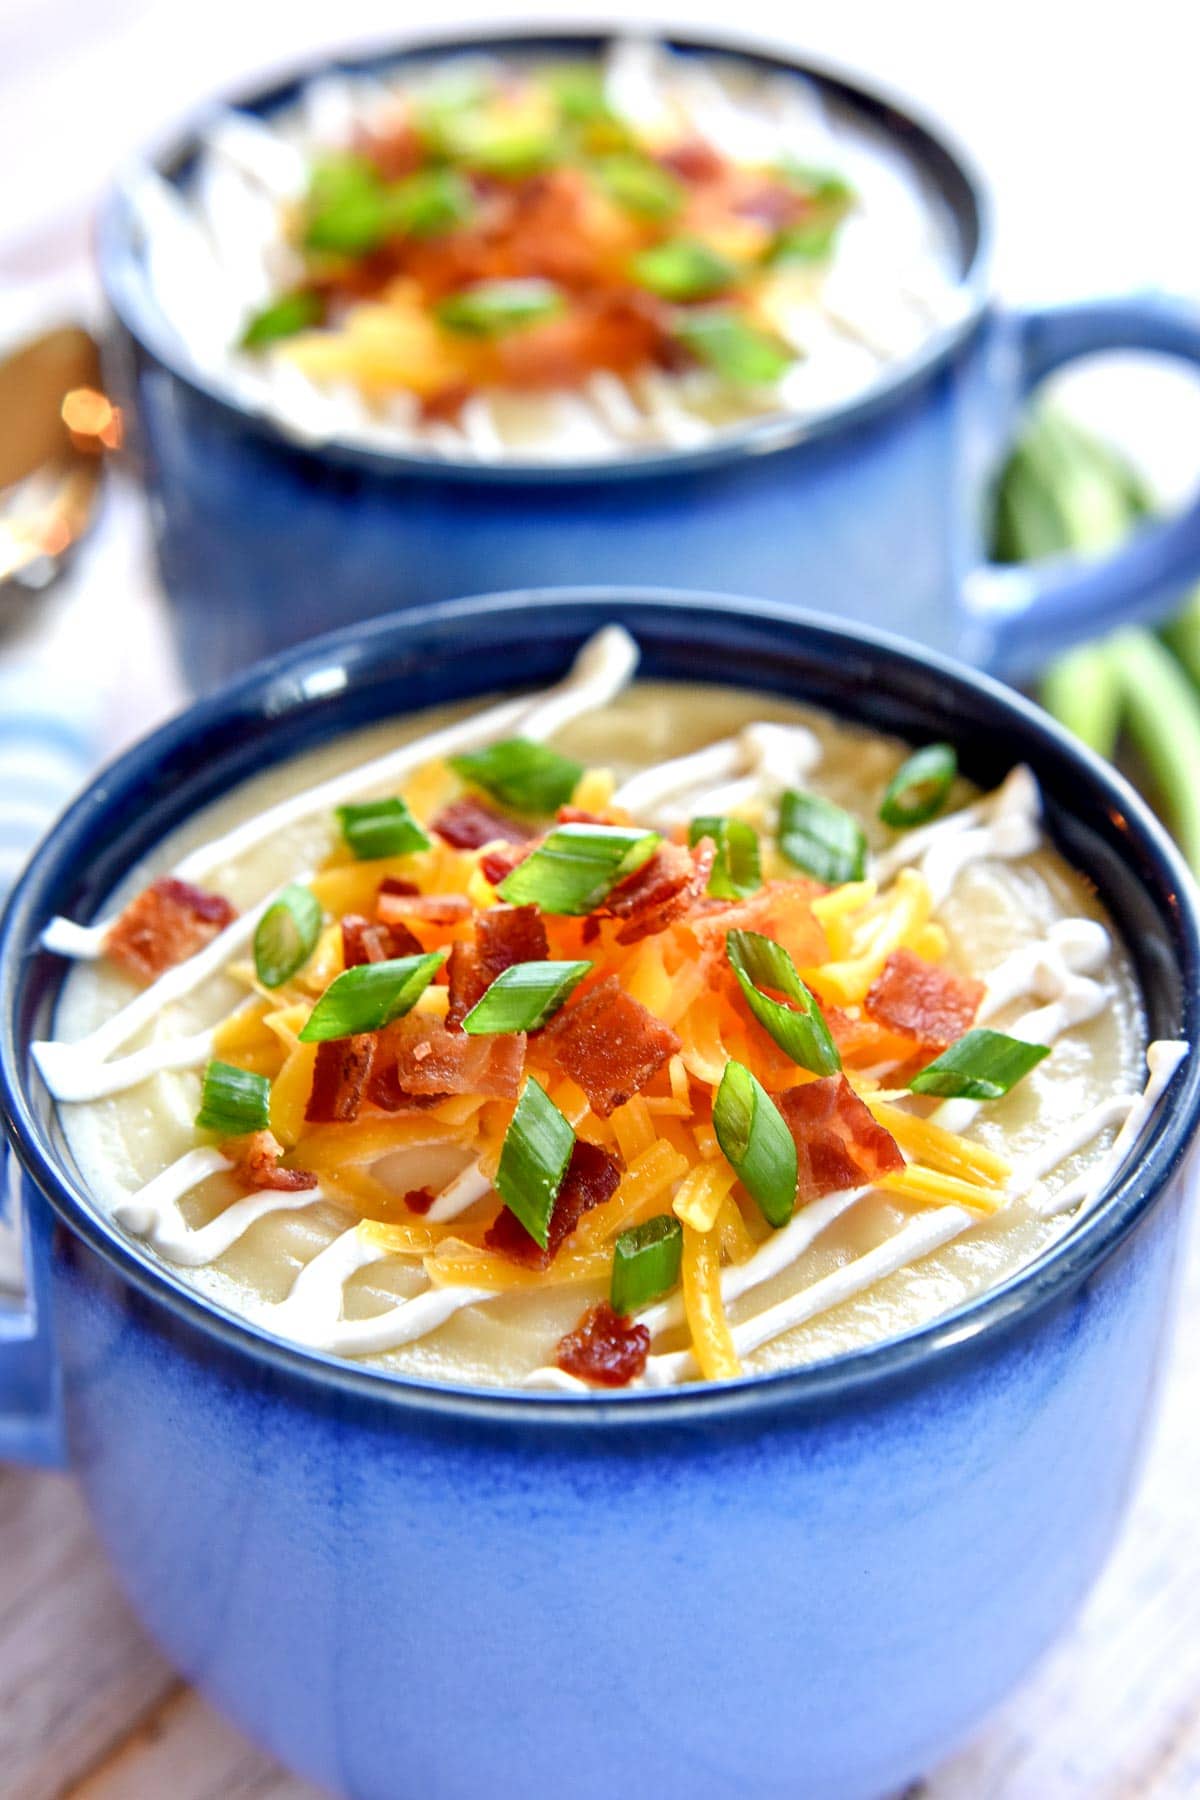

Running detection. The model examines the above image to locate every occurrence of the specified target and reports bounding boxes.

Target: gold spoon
[0,326,118,594]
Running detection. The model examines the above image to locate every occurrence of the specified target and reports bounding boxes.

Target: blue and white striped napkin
[0,670,95,898]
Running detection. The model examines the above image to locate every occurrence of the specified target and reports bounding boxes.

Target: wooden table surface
[2,1206,1198,1800]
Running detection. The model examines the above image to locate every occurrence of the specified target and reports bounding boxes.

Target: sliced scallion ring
[495,1077,576,1249]
[460,960,592,1035]
[336,797,431,861]
[713,1060,797,1228]
[908,1028,1050,1100]
[450,737,582,814]
[673,307,795,384]
[778,789,867,885]
[726,930,842,1076]
[879,744,958,829]
[253,883,323,989]
[298,951,445,1043]
[436,279,564,336]
[240,291,322,349]
[499,823,661,915]
[593,154,683,220]
[195,1060,271,1136]
[629,237,736,301]
[690,815,762,900]
[610,1213,683,1315]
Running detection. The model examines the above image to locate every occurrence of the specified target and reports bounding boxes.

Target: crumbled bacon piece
[431,797,534,851]
[224,1130,318,1192]
[104,877,236,982]
[371,1016,525,1102]
[548,976,679,1118]
[557,806,610,825]
[485,1139,621,1267]
[657,138,725,184]
[604,837,715,945]
[446,904,549,1029]
[304,1035,377,1125]
[377,877,420,899]
[341,913,423,968]
[376,891,473,927]
[777,1076,904,1205]
[419,382,473,425]
[480,841,532,888]
[864,950,984,1053]
[404,1186,436,1216]
[556,1302,651,1387]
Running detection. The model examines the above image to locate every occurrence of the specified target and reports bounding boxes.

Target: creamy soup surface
[126,37,967,463]
[42,631,1180,1393]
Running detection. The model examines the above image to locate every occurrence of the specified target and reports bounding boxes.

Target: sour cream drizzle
[39,626,640,961]
[40,664,1186,1386]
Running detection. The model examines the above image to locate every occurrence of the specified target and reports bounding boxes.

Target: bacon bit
[104,877,237,982]
[355,118,424,181]
[419,382,473,424]
[372,1016,525,1100]
[446,904,549,1028]
[549,976,680,1118]
[605,837,715,945]
[485,1139,622,1267]
[864,950,984,1053]
[556,1302,651,1387]
[223,1130,318,1192]
[304,1035,377,1125]
[377,891,473,927]
[341,913,423,968]
[658,139,725,184]
[777,1075,905,1205]
[556,806,612,826]
[404,1186,437,1216]
[581,915,602,945]
[479,841,532,888]
[377,877,420,898]
[431,796,534,851]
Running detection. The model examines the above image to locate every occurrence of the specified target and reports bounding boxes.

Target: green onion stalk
[991,408,1200,874]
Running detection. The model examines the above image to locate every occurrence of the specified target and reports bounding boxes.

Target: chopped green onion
[713,1060,797,1228]
[673,307,794,384]
[629,238,737,301]
[195,1060,271,1135]
[778,789,867,884]
[240,291,322,349]
[298,952,445,1043]
[460,959,592,1035]
[690,816,762,899]
[546,63,613,123]
[254,883,323,989]
[433,110,561,177]
[778,160,855,211]
[768,220,839,264]
[450,737,582,813]
[726,930,842,1076]
[879,745,957,829]
[610,1213,683,1315]
[437,278,565,336]
[382,167,475,238]
[908,1029,1050,1100]
[499,823,661,915]
[495,1077,576,1249]
[593,154,683,220]
[336,797,431,860]
[303,154,387,254]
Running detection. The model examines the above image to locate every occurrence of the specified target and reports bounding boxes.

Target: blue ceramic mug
[1,591,1198,1800]
[99,28,1200,694]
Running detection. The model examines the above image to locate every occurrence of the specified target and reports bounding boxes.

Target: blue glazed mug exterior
[2,592,1199,1800]
[98,30,1200,693]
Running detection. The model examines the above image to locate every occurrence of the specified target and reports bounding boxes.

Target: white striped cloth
[0,669,94,897]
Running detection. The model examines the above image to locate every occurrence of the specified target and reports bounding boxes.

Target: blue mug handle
[0,1154,66,1467]
[964,292,1200,679]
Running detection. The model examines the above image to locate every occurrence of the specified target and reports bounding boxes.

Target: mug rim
[2,587,1198,1429]
[96,21,994,487]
